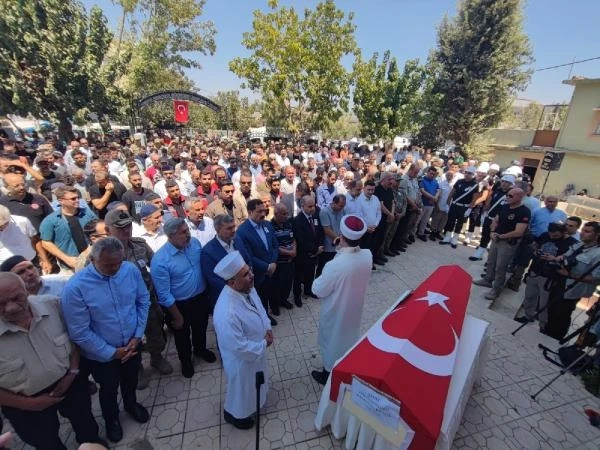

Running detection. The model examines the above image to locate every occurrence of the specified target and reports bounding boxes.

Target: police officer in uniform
[103,209,173,387]
[439,166,479,248]
[473,188,530,300]
[469,174,515,261]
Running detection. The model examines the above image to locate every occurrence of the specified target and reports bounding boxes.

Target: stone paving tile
[181,425,221,449]
[522,411,584,449]
[287,402,328,443]
[154,375,191,405]
[278,353,311,381]
[146,400,187,439]
[185,394,221,432]
[282,376,319,409]
[189,368,221,399]
[220,409,294,450]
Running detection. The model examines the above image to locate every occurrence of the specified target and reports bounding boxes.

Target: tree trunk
[58,114,74,143]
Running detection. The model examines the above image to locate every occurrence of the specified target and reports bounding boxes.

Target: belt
[452,202,470,207]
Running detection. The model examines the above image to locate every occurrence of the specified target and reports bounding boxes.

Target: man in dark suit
[292,195,324,306]
[200,214,250,310]
[281,181,312,219]
[236,199,280,325]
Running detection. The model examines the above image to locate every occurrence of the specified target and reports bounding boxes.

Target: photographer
[546,222,600,340]
[515,222,577,328]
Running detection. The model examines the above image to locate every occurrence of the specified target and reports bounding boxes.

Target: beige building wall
[555,81,600,154]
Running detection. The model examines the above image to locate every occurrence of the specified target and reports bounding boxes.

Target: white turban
[214,251,246,280]
[340,215,367,241]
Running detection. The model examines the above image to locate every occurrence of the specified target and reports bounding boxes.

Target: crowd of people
[0,131,599,448]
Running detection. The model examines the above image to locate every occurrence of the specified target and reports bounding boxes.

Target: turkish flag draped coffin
[331,265,472,450]
[173,100,189,124]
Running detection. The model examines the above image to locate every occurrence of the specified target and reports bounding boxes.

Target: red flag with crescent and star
[330,265,471,450]
[173,100,189,124]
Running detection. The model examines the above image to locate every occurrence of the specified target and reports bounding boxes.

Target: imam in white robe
[312,246,373,371]
[213,285,271,418]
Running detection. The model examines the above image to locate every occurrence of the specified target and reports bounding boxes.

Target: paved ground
[7,239,600,449]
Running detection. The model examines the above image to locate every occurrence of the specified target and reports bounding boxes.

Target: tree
[229,0,356,134]
[352,51,426,140]
[423,0,533,156]
[325,113,360,139]
[0,0,113,140]
[213,91,262,131]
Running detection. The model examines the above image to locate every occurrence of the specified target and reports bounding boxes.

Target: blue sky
[84,0,600,105]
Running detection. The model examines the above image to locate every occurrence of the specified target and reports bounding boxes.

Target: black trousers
[167,293,210,362]
[444,204,469,233]
[479,217,493,249]
[83,352,140,424]
[293,255,317,298]
[316,252,335,277]
[2,374,99,449]
[256,277,274,313]
[467,206,483,232]
[546,296,579,340]
[271,261,295,305]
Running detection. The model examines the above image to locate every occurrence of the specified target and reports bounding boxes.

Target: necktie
[308,215,315,234]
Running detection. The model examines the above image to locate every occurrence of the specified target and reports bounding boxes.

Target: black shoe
[429,233,437,241]
[125,403,150,423]
[269,315,278,326]
[402,238,412,245]
[380,256,389,263]
[374,258,386,266]
[305,291,318,299]
[281,300,293,310]
[384,251,395,257]
[194,349,217,363]
[372,265,376,270]
[514,316,533,324]
[391,250,401,256]
[434,232,444,240]
[417,234,428,242]
[105,419,123,443]
[224,410,254,430]
[181,359,194,378]
[451,243,457,249]
[311,369,330,385]
[408,235,415,243]
[396,246,406,252]
[271,307,281,316]
[294,296,303,307]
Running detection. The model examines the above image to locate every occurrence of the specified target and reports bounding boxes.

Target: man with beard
[233,169,258,212]
[185,197,216,246]
[121,172,153,222]
[205,180,248,226]
[89,171,126,219]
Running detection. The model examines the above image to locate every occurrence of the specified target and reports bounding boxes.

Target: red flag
[173,100,189,124]
[330,265,471,450]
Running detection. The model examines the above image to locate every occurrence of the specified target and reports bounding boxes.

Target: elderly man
[271,203,296,311]
[0,255,69,297]
[104,210,172,386]
[311,215,372,385]
[317,194,346,276]
[473,188,531,301]
[292,195,324,306]
[280,166,299,195]
[201,214,250,309]
[212,251,273,430]
[0,273,104,449]
[151,218,215,378]
[61,238,150,443]
[132,204,168,252]
[237,199,279,323]
[185,197,216,246]
[205,180,248,226]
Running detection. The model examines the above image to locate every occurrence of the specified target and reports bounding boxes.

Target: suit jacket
[292,212,324,259]
[205,198,247,226]
[236,219,279,286]
[201,236,250,307]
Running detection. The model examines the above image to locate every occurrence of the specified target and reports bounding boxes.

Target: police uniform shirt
[451,179,478,204]
[495,204,530,235]
[0,295,72,396]
[487,189,508,219]
[271,218,294,263]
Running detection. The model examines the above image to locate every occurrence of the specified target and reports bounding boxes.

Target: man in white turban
[212,251,273,429]
[311,214,373,385]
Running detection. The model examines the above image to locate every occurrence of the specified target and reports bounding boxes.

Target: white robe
[213,285,271,418]
[312,246,373,371]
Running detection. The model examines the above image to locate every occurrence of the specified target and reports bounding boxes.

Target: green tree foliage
[325,113,361,139]
[0,0,113,139]
[213,91,262,131]
[353,51,426,140]
[229,0,356,134]
[422,0,533,156]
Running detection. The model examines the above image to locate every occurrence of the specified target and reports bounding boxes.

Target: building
[486,77,600,198]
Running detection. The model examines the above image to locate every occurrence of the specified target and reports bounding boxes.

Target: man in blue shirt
[40,186,97,272]
[416,167,440,241]
[151,217,215,378]
[61,237,150,443]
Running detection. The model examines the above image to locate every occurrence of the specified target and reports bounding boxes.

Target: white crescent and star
[176,104,186,113]
[366,291,459,377]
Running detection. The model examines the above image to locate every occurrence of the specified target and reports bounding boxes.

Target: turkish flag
[330,265,471,450]
[173,100,189,124]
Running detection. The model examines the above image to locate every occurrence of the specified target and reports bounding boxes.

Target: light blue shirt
[151,237,206,307]
[61,261,150,362]
[530,207,568,237]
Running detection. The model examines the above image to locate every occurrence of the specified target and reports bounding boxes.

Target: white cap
[501,174,516,184]
[465,166,477,174]
[489,163,500,171]
[340,215,367,240]
[504,166,522,176]
[477,162,490,173]
[214,251,246,281]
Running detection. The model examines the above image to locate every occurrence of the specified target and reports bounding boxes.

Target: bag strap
[487,194,506,216]
[565,250,600,293]
[452,182,479,205]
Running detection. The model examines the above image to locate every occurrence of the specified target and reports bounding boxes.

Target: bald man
[473,188,531,301]
[0,273,104,449]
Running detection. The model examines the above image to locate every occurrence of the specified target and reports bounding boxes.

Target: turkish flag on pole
[330,265,472,450]
[173,100,189,124]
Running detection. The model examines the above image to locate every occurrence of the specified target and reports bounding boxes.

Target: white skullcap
[340,215,367,240]
[214,251,246,280]
[477,162,490,173]
[501,174,516,184]
[489,163,500,171]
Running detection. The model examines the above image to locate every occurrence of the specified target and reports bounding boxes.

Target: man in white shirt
[132,204,168,252]
[280,166,299,195]
[153,165,189,200]
[357,181,381,270]
[185,198,216,246]
[344,180,363,216]
[0,206,38,265]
